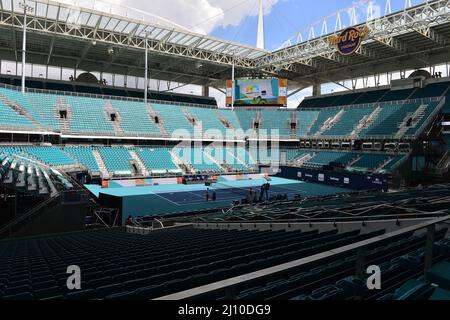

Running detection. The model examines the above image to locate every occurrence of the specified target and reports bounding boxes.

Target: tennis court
[155,177,311,205]
[85,176,350,219]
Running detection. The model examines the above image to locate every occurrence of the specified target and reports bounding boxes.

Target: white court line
[150,192,182,206]
[186,191,206,199]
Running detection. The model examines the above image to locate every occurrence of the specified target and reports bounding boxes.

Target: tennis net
[211,181,254,198]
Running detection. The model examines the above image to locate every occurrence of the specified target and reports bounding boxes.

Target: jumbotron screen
[226,78,287,107]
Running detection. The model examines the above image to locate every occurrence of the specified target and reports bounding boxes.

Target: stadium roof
[0,0,449,90]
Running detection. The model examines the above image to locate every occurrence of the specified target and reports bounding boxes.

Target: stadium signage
[328,26,370,55]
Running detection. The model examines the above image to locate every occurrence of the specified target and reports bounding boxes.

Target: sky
[116,0,426,50]
[58,0,430,107]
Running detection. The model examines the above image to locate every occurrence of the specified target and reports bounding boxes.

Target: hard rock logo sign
[328,26,370,56]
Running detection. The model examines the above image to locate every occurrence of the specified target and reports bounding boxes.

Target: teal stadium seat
[64,146,99,172]
[65,96,114,134]
[235,110,258,135]
[19,146,75,166]
[110,100,161,136]
[0,98,35,130]
[98,147,132,175]
[296,110,319,137]
[322,106,375,137]
[151,104,194,137]
[135,147,181,174]
[307,109,340,136]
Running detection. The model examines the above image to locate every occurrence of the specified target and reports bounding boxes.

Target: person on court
[212,190,217,201]
[264,182,270,200]
[205,188,210,202]
[125,215,134,226]
[248,188,254,204]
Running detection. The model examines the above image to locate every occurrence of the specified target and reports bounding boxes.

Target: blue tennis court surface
[85,177,351,219]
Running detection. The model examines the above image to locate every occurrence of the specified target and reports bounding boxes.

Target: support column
[144,33,149,103]
[20,2,34,93]
[312,83,321,97]
[231,62,235,110]
[202,85,210,97]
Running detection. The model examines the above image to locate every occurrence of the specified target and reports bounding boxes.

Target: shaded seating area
[0,226,384,300]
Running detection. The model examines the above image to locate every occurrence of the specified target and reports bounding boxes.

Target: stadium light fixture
[19,1,34,94]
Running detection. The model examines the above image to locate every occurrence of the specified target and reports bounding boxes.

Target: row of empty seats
[0,85,445,140]
[0,146,257,177]
[300,81,449,108]
[292,238,450,300]
[0,145,405,176]
[0,226,387,300]
[211,228,449,301]
[0,152,72,196]
[286,149,406,173]
[0,76,217,106]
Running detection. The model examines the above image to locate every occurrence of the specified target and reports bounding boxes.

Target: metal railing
[154,215,450,300]
[0,83,216,108]
[0,193,61,238]
[299,97,441,112]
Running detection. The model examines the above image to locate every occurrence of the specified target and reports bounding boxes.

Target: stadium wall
[98,192,230,225]
[195,217,440,234]
[275,166,389,192]
[12,203,87,238]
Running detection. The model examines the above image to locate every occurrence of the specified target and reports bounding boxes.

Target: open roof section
[0,0,269,86]
[254,0,450,88]
[0,0,449,89]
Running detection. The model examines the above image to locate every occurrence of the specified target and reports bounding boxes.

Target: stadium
[0,0,450,306]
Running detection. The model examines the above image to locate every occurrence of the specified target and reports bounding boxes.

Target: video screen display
[227,78,287,107]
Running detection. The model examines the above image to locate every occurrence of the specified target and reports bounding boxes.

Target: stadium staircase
[129,150,150,177]
[304,112,320,137]
[415,98,447,140]
[395,104,428,139]
[104,101,124,135]
[182,108,198,132]
[215,111,235,130]
[202,149,226,173]
[0,93,46,131]
[351,106,382,138]
[290,153,314,166]
[54,97,72,133]
[92,149,110,179]
[315,109,346,138]
[146,103,168,137]
[255,110,262,134]
[169,150,192,174]
[374,156,398,172]
[432,151,450,178]
[346,155,363,167]
[290,112,297,138]
[226,149,252,172]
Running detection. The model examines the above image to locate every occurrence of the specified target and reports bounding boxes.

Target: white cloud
[54,0,282,35]
[118,0,280,35]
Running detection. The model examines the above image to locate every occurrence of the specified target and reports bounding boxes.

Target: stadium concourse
[0,0,450,304]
